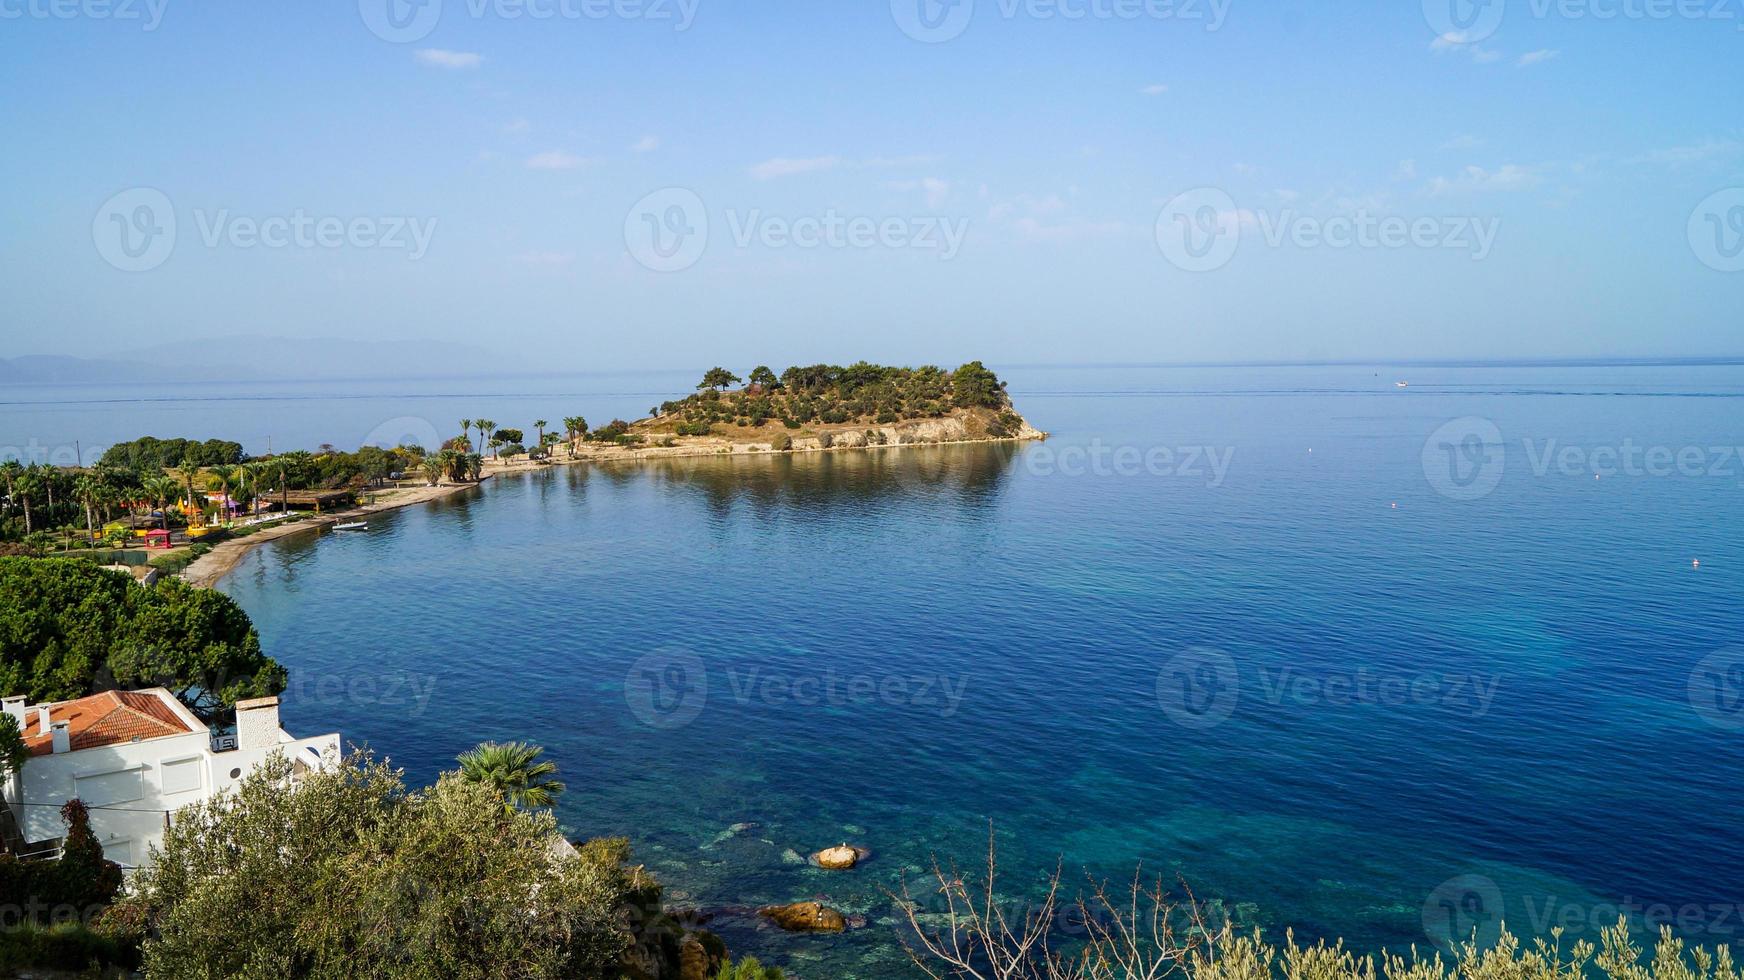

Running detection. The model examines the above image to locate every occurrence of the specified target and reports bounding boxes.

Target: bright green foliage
[716,956,785,979]
[0,710,27,783]
[456,740,566,811]
[122,753,646,980]
[0,557,286,719]
[98,437,245,471]
[699,368,742,391]
[662,361,1011,432]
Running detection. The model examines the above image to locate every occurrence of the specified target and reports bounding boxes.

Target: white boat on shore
[333,522,368,531]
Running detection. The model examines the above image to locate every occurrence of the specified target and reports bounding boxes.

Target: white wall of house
[3,694,340,871]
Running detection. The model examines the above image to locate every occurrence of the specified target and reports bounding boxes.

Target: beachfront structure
[1,689,339,871]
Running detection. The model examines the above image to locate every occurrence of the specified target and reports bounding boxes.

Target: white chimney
[38,707,52,737]
[235,696,281,751]
[50,721,70,754]
[1,696,23,728]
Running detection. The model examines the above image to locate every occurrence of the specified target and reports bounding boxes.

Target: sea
[5,363,1742,978]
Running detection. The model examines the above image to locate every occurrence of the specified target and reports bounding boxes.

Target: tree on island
[562,416,588,452]
[698,368,742,391]
[748,365,779,390]
[476,419,497,459]
[533,420,548,451]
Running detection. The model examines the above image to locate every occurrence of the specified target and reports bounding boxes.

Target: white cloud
[1140,84,1168,96]
[749,156,843,180]
[526,151,592,171]
[1517,49,1559,67]
[1432,33,1501,64]
[889,177,951,208]
[1429,164,1540,194]
[415,49,482,70]
[631,135,660,153]
[1632,138,1741,167]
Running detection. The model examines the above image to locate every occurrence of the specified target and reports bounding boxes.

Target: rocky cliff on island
[569,361,1045,464]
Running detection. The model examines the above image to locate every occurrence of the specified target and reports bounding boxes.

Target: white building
[2,688,340,871]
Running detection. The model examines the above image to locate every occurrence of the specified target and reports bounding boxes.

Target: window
[73,768,143,807]
[104,838,135,869]
[160,757,203,796]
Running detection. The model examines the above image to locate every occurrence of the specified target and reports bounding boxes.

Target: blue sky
[1,0,1740,370]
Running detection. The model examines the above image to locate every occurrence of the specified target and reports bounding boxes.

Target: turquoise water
[12,364,1744,977]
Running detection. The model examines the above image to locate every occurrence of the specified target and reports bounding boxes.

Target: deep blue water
[10,364,1743,978]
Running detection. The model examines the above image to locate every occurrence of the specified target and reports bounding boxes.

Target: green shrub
[717,955,785,979]
[769,434,792,452]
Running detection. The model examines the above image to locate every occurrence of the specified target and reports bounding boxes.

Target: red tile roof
[21,690,198,757]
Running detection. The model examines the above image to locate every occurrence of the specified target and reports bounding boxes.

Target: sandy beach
[181,478,487,588]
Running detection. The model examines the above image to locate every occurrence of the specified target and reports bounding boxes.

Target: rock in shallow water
[811,844,863,870]
[758,901,848,933]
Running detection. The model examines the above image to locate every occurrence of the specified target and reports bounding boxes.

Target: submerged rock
[758,901,848,933]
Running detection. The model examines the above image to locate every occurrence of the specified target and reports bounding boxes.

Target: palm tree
[207,464,240,524]
[74,473,101,542]
[13,467,36,535]
[476,419,497,460]
[455,741,565,812]
[460,419,474,452]
[144,476,180,531]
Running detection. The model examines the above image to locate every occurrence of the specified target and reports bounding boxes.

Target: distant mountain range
[0,336,496,384]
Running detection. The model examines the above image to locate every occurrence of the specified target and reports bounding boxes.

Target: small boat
[333,522,368,531]
[1394,381,1409,388]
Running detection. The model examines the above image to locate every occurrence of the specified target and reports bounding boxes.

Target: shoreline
[180,478,489,588]
[185,430,1043,589]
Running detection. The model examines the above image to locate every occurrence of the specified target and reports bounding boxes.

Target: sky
[0,0,1740,372]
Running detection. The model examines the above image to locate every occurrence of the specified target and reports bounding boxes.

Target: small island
[569,361,1046,462]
